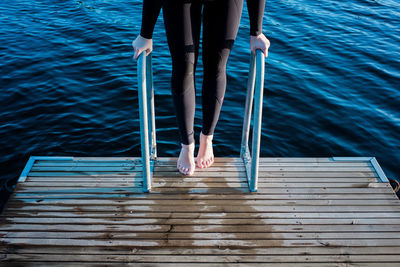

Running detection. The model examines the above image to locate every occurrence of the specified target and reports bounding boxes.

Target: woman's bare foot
[177,142,196,175]
[196,132,214,168]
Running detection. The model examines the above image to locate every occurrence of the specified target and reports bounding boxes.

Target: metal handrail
[137,52,157,192]
[240,49,265,192]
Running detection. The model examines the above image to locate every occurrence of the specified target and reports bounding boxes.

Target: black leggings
[162,0,243,145]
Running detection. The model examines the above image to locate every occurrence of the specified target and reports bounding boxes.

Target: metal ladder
[137,49,265,192]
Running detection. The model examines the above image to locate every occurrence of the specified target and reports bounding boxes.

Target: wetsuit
[140,0,265,145]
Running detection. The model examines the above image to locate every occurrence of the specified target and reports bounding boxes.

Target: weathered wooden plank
[35,157,348,164]
[154,182,387,188]
[16,182,390,191]
[5,198,399,206]
[18,182,142,188]
[9,187,396,197]
[27,171,377,178]
[0,262,394,266]
[34,161,371,167]
[148,186,395,194]
[2,224,400,233]
[2,217,400,225]
[3,211,400,219]
[4,203,400,212]
[2,231,400,240]
[31,166,142,172]
[12,185,393,195]
[16,182,388,189]
[155,172,378,177]
[2,246,400,255]
[27,172,143,177]
[2,253,400,263]
[159,157,368,163]
[30,166,375,172]
[2,237,400,247]
[10,193,396,200]
[25,177,379,183]
[200,167,376,172]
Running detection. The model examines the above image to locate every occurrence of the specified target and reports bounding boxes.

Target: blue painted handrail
[240,49,265,192]
[137,52,157,192]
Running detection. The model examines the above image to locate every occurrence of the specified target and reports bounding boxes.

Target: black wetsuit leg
[201,0,243,136]
[162,0,243,145]
[162,1,202,145]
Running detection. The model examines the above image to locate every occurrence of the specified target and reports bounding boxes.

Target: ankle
[181,142,195,151]
[200,132,213,143]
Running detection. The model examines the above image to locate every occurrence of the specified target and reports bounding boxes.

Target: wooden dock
[1,156,400,266]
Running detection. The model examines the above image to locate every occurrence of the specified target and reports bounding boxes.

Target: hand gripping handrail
[240,49,265,192]
[137,52,157,192]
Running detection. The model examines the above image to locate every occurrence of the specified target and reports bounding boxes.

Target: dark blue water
[1,0,399,207]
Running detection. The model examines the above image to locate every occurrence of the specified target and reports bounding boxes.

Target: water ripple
[0,0,399,206]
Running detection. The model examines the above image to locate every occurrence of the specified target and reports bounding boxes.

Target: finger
[136,49,144,60]
[134,49,141,60]
[262,48,267,57]
[137,49,145,59]
[133,47,137,59]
